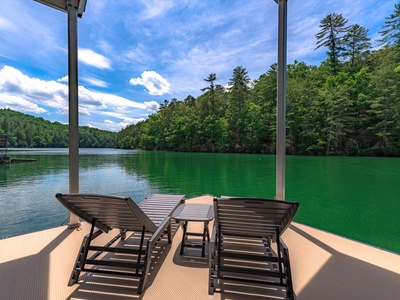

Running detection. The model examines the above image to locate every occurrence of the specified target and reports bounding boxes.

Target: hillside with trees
[116,5,400,157]
[0,109,116,148]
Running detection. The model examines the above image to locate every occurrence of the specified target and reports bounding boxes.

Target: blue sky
[0,0,396,132]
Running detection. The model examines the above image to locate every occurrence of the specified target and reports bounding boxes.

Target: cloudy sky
[0,0,396,132]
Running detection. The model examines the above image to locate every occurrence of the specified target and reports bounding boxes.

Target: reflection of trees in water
[117,151,275,198]
[0,155,68,184]
[1,153,131,184]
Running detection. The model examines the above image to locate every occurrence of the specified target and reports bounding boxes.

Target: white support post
[276,0,287,201]
[68,3,80,227]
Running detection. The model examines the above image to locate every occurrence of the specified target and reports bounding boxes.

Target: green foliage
[116,41,400,157]
[342,24,371,70]
[315,13,349,74]
[114,5,400,157]
[0,109,116,148]
[378,2,400,47]
[7,9,400,157]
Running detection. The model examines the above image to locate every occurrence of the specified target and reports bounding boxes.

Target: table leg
[205,221,210,241]
[180,221,188,255]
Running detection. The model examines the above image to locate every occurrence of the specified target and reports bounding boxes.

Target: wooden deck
[0,195,399,300]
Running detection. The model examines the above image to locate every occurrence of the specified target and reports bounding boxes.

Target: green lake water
[1,148,399,253]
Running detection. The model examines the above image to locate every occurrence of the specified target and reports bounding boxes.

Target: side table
[172,203,215,257]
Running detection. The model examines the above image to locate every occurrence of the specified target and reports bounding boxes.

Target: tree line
[0,109,116,148]
[116,4,400,157]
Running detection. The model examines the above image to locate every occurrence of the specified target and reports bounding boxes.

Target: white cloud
[93,93,146,110]
[82,76,108,88]
[87,114,145,131]
[0,66,158,132]
[78,48,112,69]
[139,0,175,19]
[144,100,159,112]
[130,71,171,96]
[0,94,47,114]
[0,16,15,31]
[57,76,68,83]
[124,44,153,66]
[103,117,145,131]
[0,65,67,109]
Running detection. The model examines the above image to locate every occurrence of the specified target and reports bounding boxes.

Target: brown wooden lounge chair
[56,193,185,294]
[209,197,299,299]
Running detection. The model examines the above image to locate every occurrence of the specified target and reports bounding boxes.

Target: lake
[1,148,399,253]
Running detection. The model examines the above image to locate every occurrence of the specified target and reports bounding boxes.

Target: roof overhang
[34,0,86,17]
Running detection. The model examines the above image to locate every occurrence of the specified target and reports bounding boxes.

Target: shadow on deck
[0,196,399,300]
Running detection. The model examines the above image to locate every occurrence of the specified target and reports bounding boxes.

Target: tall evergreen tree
[227,66,251,151]
[201,73,217,115]
[342,24,371,68]
[228,66,251,114]
[315,13,349,74]
[378,2,400,47]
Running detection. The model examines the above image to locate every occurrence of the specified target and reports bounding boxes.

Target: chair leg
[284,247,295,300]
[167,221,172,243]
[201,222,208,257]
[68,235,89,286]
[208,234,216,295]
[138,238,153,294]
[137,256,147,294]
[136,227,146,274]
[69,222,96,286]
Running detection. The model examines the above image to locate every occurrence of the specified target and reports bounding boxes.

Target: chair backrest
[214,197,299,240]
[56,193,157,233]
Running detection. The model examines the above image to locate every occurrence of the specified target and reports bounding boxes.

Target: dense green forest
[116,7,400,157]
[0,109,116,148]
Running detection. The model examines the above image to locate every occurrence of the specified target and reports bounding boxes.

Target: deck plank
[0,195,399,299]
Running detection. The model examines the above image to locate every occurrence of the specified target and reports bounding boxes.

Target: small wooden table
[172,203,215,257]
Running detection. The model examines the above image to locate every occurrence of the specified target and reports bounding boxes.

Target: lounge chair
[56,193,185,294]
[209,197,299,299]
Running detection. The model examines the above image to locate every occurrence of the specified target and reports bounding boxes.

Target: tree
[227,66,251,151]
[378,2,400,47]
[286,61,325,154]
[0,109,116,148]
[315,13,349,74]
[366,47,400,155]
[228,66,251,113]
[342,24,371,68]
[251,64,278,153]
[201,73,217,115]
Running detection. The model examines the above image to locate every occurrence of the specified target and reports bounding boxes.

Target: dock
[0,195,399,299]
[10,157,37,163]
[1,156,37,163]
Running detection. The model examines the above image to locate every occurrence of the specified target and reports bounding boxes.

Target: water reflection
[0,149,399,254]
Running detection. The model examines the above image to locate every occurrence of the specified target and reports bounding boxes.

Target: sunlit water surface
[1,148,399,253]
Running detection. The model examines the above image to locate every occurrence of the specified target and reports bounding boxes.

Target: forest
[115,6,400,157]
[1,5,400,156]
[0,109,116,148]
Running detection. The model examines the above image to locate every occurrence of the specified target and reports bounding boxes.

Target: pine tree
[201,73,217,115]
[228,66,250,114]
[342,24,371,68]
[315,13,349,74]
[378,2,400,47]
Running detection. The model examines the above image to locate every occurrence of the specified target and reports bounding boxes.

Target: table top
[172,203,214,222]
